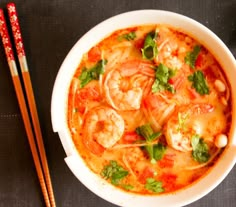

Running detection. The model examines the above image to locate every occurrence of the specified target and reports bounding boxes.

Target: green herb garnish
[141,30,158,60]
[145,178,164,193]
[136,124,163,163]
[191,134,210,163]
[184,45,201,69]
[118,31,136,41]
[151,143,166,161]
[188,70,209,95]
[121,184,134,191]
[136,124,161,142]
[152,63,175,93]
[101,160,128,185]
[79,59,107,88]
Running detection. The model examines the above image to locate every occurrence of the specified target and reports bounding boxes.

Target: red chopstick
[6,3,56,206]
[0,3,56,207]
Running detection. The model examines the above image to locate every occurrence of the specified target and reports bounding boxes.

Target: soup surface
[67,25,231,195]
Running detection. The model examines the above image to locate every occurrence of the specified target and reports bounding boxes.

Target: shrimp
[103,60,155,110]
[154,27,191,70]
[83,106,125,155]
[164,104,215,152]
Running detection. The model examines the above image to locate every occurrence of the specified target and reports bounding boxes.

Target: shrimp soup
[67,25,231,195]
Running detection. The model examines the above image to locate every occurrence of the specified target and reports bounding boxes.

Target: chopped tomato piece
[195,53,204,68]
[88,46,101,62]
[158,154,175,168]
[138,167,155,184]
[159,173,177,192]
[134,38,145,50]
[168,78,174,85]
[74,87,100,113]
[122,131,141,143]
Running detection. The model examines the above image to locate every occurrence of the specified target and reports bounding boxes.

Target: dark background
[0,0,235,206]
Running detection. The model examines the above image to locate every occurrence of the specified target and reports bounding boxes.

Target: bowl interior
[51,10,236,207]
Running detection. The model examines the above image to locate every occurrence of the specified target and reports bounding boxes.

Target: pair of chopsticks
[0,3,56,207]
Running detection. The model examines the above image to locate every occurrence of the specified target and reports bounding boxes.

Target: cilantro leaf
[188,70,209,95]
[136,124,163,163]
[79,59,107,88]
[121,184,134,191]
[184,45,201,69]
[141,30,158,60]
[191,134,210,163]
[145,143,166,163]
[135,124,161,142]
[152,143,166,161]
[101,160,128,185]
[118,31,136,41]
[152,63,175,93]
[145,178,164,193]
[111,171,129,185]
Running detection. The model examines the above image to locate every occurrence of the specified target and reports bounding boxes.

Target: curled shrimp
[83,106,125,155]
[164,104,215,152]
[154,27,185,70]
[103,60,155,111]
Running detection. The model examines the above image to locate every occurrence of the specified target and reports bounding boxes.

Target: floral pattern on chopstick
[0,9,15,62]
[7,3,25,58]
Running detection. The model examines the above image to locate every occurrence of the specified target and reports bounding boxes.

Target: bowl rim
[51,9,236,207]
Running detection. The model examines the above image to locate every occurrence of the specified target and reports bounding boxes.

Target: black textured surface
[0,0,235,207]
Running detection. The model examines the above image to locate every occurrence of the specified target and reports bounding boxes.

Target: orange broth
[67,25,231,195]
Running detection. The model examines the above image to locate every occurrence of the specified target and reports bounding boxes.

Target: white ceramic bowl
[51,10,236,207]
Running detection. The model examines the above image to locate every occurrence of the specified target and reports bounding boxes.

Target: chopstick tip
[7,2,16,8]
[0,8,4,15]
